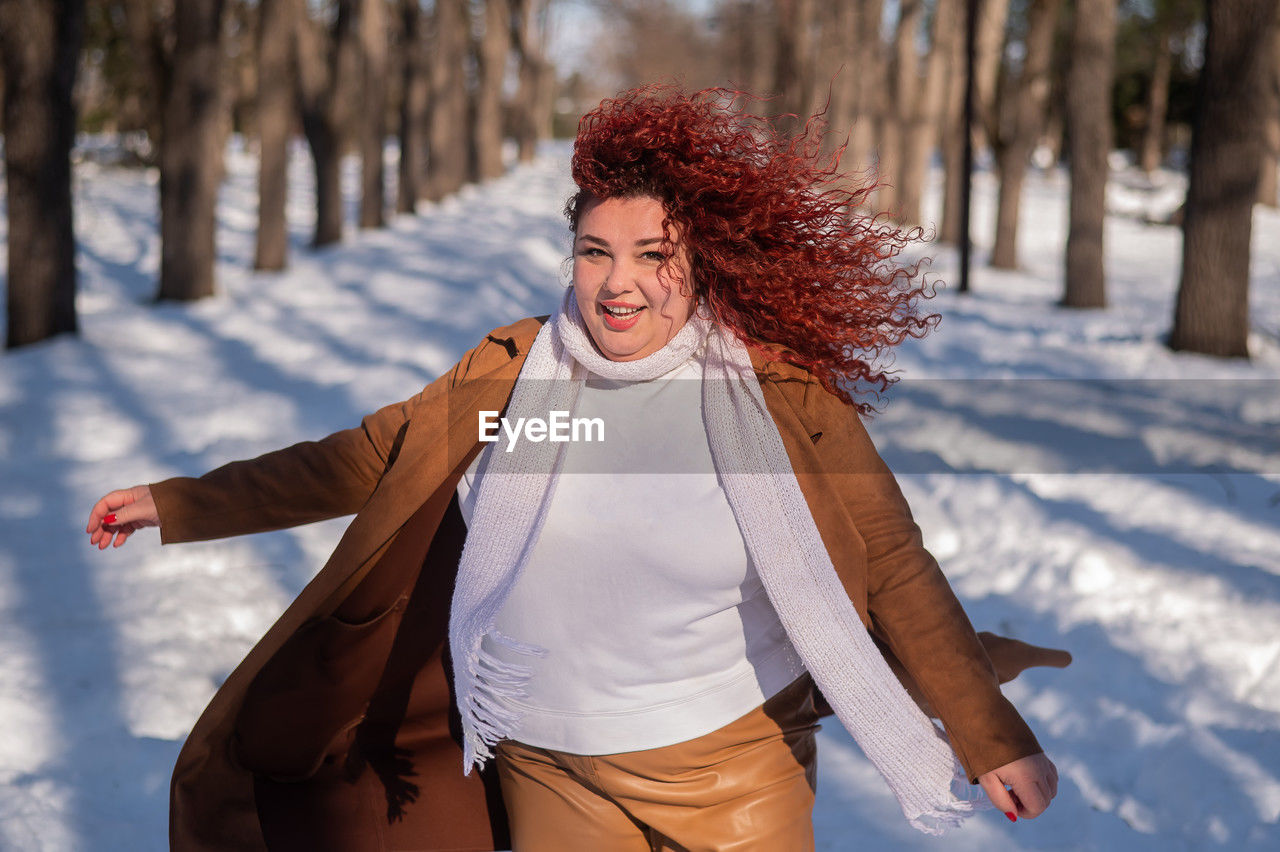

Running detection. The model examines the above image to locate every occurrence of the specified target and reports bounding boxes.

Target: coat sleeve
[149,340,484,544]
[797,376,1044,782]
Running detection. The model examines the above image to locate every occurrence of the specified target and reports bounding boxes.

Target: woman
[87,87,1063,851]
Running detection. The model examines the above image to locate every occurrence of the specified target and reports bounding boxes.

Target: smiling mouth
[600,302,644,331]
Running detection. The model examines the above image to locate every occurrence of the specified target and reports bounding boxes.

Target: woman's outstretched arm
[86,484,159,549]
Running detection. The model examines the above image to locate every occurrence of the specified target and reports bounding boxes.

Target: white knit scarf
[449,291,984,834]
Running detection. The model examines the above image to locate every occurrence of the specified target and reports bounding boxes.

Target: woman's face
[572,195,695,362]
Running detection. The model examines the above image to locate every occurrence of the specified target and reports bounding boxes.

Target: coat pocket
[234,596,408,781]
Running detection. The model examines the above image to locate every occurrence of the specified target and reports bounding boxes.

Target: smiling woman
[571,195,695,361]
[85,85,1066,852]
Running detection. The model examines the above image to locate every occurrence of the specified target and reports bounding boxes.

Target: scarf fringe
[460,631,546,773]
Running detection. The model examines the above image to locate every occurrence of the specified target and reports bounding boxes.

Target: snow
[1,139,1278,850]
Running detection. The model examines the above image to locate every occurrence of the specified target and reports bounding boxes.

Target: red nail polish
[1006,812,1017,823]
[104,513,117,525]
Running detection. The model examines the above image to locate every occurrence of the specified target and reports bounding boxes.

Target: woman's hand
[978,752,1058,821]
[86,485,159,549]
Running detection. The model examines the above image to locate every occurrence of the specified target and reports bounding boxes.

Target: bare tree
[940,0,1010,244]
[1170,0,1279,357]
[397,0,429,212]
[157,0,229,301]
[295,1,359,246]
[425,0,469,201]
[846,0,885,183]
[119,0,168,151]
[357,0,389,228]
[1,0,84,347]
[472,0,510,183]
[1258,2,1280,206]
[1062,0,1116,309]
[898,0,961,227]
[876,0,925,215]
[254,0,297,270]
[990,0,1062,269]
[512,0,554,164]
[1139,26,1173,173]
[718,0,775,96]
[814,1,857,159]
[773,0,816,122]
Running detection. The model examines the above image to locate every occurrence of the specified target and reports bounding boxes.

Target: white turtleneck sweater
[455,354,806,755]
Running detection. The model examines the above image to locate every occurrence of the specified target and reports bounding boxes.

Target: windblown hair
[566,85,939,413]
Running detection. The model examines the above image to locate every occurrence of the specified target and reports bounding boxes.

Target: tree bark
[296,2,358,247]
[426,0,469,201]
[1,0,83,347]
[898,0,960,227]
[1171,0,1279,357]
[254,0,295,270]
[120,0,168,153]
[941,0,1010,242]
[990,0,1062,269]
[513,0,553,164]
[1062,0,1116,309]
[847,0,885,187]
[357,0,388,228]
[817,1,858,161]
[773,0,816,122]
[938,1,967,244]
[720,0,774,96]
[471,0,510,183]
[157,0,228,301]
[1257,4,1280,206]
[877,0,925,215]
[397,0,429,212]
[1139,28,1173,174]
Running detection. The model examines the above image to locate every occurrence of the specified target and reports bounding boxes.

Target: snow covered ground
[0,139,1277,850]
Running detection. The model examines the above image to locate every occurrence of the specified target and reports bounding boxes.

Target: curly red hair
[567,85,939,413]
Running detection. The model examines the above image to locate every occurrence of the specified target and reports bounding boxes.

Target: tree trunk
[941,0,1010,241]
[513,0,552,164]
[296,2,358,247]
[847,0,884,182]
[975,0,1010,142]
[426,0,469,201]
[397,0,428,212]
[1,0,83,347]
[157,0,228,301]
[990,0,1062,269]
[1170,0,1279,357]
[938,3,967,244]
[121,0,167,153]
[773,0,816,122]
[254,0,295,270]
[1139,29,1173,174]
[357,0,388,228]
[898,0,960,227]
[1062,0,1116,309]
[1257,5,1280,206]
[878,0,925,215]
[471,0,509,183]
[817,1,857,161]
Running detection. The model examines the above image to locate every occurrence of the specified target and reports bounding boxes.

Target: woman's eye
[642,250,668,262]
[577,247,607,258]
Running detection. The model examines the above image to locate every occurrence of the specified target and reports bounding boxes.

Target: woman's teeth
[603,305,641,317]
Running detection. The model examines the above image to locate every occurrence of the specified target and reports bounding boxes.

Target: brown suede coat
[152,317,1053,851]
